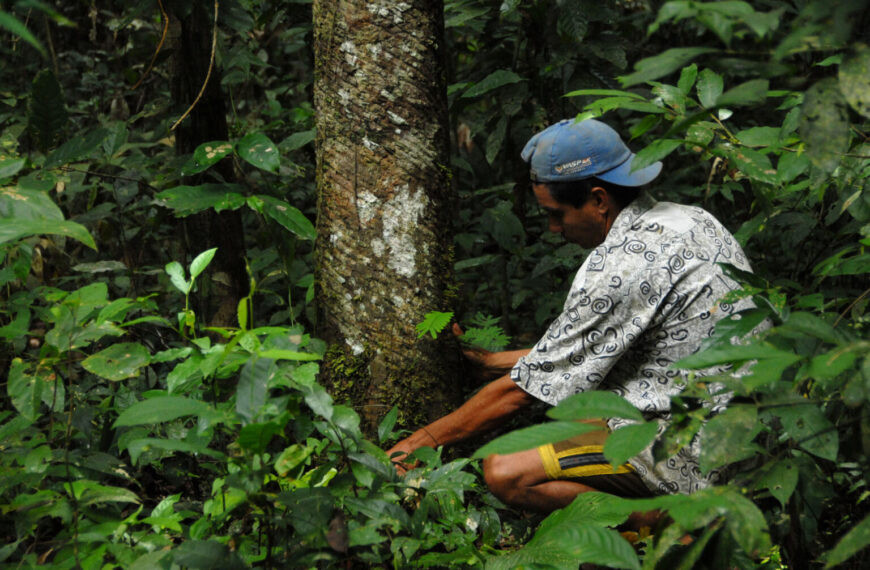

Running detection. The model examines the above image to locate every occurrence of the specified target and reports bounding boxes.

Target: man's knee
[483,454,518,502]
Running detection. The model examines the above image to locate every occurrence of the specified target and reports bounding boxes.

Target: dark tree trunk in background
[313,0,463,434]
[169,2,248,326]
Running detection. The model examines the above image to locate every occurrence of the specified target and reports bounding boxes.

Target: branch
[170,0,219,131]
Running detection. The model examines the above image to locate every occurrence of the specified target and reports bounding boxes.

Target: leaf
[772,403,838,462]
[236,132,280,173]
[0,218,97,250]
[44,127,111,169]
[182,140,234,176]
[65,480,140,506]
[754,459,798,508]
[415,311,453,339]
[72,261,127,273]
[678,63,698,94]
[155,184,247,216]
[82,342,151,381]
[27,69,66,152]
[280,130,316,151]
[125,437,225,466]
[189,247,218,281]
[250,195,316,240]
[715,79,769,107]
[727,147,777,184]
[236,358,275,425]
[485,116,508,165]
[564,89,647,100]
[0,186,62,220]
[473,421,599,459]
[631,139,681,172]
[275,444,314,476]
[171,540,247,570]
[378,406,399,443]
[619,47,718,87]
[238,421,283,454]
[697,68,724,108]
[164,261,190,294]
[735,127,782,147]
[603,421,658,468]
[8,360,44,421]
[699,405,760,473]
[825,511,870,568]
[0,156,25,179]
[799,78,851,172]
[0,10,46,57]
[839,43,870,119]
[676,342,800,369]
[114,396,211,427]
[462,69,524,98]
[547,391,644,422]
[257,349,321,361]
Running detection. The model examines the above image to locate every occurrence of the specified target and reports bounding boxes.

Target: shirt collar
[609,191,658,236]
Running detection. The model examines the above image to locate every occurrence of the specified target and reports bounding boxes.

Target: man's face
[532,183,609,249]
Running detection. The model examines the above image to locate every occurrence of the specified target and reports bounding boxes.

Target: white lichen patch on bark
[371,237,385,257]
[366,1,410,24]
[381,184,427,278]
[387,111,407,125]
[340,41,357,66]
[362,136,379,151]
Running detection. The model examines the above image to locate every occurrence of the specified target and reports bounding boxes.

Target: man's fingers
[452,323,464,337]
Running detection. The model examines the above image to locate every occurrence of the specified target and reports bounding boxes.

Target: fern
[461,313,511,351]
[416,311,454,339]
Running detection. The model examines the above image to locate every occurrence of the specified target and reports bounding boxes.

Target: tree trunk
[313,0,463,435]
[169,3,248,327]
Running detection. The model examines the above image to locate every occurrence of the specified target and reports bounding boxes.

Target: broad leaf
[114,396,211,427]
[126,437,224,466]
[839,43,870,119]
[547,391,644,422]
[0,11,46,57]
[171,540,247,570]
[699,405,760,473]
[64,480,140,506]
[462,69,523,98]
[182,140,234,176]
[378,406,399,443]
[250,195,316,240]
[164,261,190,294]
[697,68,724,108]
[754,459,798,508]
[236,132,279,173]
[603,421,658,468]
[0,218,96,250]
[473,421,599,459]
[27,69,66,152]
[825,512,870,568]
[189,247,217,281]
[236,358,275,425]
[715,79,769,107]
[44,127,111,169]
[619,47,717,87]
[82,342,151,381]
[772,403,838,461]
[799,78,850,172]
[0,186,63,220]
[632,139,681,172]
[0,156,25,179]
[156,184,247,216]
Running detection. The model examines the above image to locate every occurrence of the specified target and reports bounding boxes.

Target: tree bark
[169,2,248,327]
[313,0,463,435]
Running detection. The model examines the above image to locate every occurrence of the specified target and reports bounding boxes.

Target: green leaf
[250,195,316,240]
[236,132,280,173]
[676,342,800,369]
[699,405,760,473]
[378,406,399,443]
[462,69,523,98]
[0,218,97,249]
[631,139,681,172]
[0,186,63,220]
[727,147,777,184]
[603,421,658,468]
[564,89,647,100]
[772,403,838,461]
[547,391,644,422]
[754,459,798,508]
[182,140,234,176]
[0,155,25,179]
[257,349,321,361]
[82,342,151,381]
[678,63,698,94]
[27,69,66,152]
[238,421,283,454]
[189,247,217,281]
[156,184,247,216]
[65,480,140,506]
[236,358,275,425]
[415,311,453,339]
[0,11,46,57]
[715,79,769,107]
[473,421,599,459]
[799,78,851,172]
[825,511,870,568]
[275,444,314,476]
[171,540,247,570]
[839,43,870,119]
[735,127,782,147]
[697,68,724,108]
[125,437,224,466]
[8,360,44,421]
[44,127,111,169]
[619,47,718,87]
[485,116,508,165]
[280,130,316,151]
[164,261,190,294]
[114,396,211,427]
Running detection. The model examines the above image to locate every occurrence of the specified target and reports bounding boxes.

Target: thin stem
[170,0,220,131]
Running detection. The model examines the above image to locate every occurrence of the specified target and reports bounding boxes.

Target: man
[387,118,756,514]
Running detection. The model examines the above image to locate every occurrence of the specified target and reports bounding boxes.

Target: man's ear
[589,186,612,213]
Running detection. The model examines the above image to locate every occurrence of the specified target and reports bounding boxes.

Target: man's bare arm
[385,374,536,464]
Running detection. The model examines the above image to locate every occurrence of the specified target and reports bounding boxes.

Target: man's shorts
[537,420,653,498]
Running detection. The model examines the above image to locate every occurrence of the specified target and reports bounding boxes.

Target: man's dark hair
[545,178,642,210]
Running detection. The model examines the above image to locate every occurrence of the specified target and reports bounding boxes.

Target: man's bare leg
[483,448,663,530]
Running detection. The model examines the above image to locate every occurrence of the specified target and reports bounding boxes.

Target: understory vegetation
[1,0,869,568]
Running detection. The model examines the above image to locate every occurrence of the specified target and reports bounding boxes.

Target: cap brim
[596,154,662,187]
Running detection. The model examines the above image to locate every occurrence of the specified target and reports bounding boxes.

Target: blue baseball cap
[521,118,662,186]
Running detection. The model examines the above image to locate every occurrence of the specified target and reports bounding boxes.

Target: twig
[131,0,170,90]
[170,0,219,131]
[834,286,870,328]
[59,166,160,193]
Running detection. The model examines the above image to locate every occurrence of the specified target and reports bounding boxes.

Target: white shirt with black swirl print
[511,192,758,495]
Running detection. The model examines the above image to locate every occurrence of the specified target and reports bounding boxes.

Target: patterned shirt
[511,192,756,494]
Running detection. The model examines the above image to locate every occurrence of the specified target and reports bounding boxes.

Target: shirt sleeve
[510,247,668,406]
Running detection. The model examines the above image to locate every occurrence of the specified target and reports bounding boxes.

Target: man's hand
[385,439,421,476]
[453,323,530,382]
